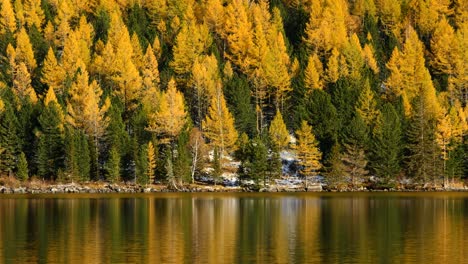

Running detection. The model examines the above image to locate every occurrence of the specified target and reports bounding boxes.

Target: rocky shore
[0,177,466,195]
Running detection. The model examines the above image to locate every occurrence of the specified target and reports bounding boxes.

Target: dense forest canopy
[0,0,466,187]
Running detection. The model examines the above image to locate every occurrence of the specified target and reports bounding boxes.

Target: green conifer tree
[106,146,121,183]
[370,103,402,182]
[16,152,28,181]
[0,105,20,176]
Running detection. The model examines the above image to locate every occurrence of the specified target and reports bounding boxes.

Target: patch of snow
[280,150,296,161]
[289,134,297,144]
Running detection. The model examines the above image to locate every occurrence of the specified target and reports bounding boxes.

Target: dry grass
[0,175,20,188]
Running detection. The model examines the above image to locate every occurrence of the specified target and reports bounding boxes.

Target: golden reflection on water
[0,193,467,263]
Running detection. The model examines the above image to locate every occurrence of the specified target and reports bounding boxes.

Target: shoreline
[1,180,467,195]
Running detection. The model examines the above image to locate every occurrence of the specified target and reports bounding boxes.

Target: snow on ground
[281,150,298,177]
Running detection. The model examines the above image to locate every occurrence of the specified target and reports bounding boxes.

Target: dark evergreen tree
[174,128,192,184]
[77,131,91,181]
[245,137,268,186]
[446,144,465,183]
[89,138,99,180]
[37,101,64,180]
[405,97,440,183]
[106,146,121,183]
[16,98,37,164]
[64,127,91,182]
[330,78,361,143]
[324,144,346,188]
[136,143,148,185]
[106,98,129,179]
[0,104,20,175]
[16,152,29,181]
[369,103,402,182]
[212,147,222,184]
[224,74,256,136]
[341,114,369,186]
[306,89,339,156]
[64,126,79,182]
[268,147,282,180]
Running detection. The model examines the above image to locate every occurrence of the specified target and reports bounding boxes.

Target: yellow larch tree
[375,0,401,37]
[295,120,322,187]
[103,14,143,116]
[430,17,456,75]
[449,22,468,103]
[362,43,379,74]
[304,53,324,91]
[141,45,160,114]
[222,0,255,74]
[202,87,238,161]
[436,100,466,186]
[453,0,468,28]
[355,80,380,128]
[23,0,44,30]
[264,32,293,110]
[303,0,349,55]
[385,26,436,116]
[152,36,162,61]
[203,0,224,34]
[436,106,452,186]
[342,34,365,81]
[326,48,341,83]
[61,30,83,77]
[147,78,187,144]
[66,67,110,140]
[13,0,25,28]
[408,0,452,35]
[170,16,212,83]
[0,0,16,34]
[53,18,71,50]
[75,15,94,67]
[41,48,66,96]
[141,45,160,91]
[269,110,290,151]
[12,62,37,103]
[191,54,220,126]
[6,43,16,78]
[146,141,156,184]
[131,32,144,71]
[14,27,37,72]
[351,0,377,17]
[66,65,110,180]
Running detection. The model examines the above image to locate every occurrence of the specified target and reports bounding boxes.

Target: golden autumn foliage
[141,45,160,91]
[303,0,349,54]
[41,48,66,95]
[14,27,36,71]
[356,80,380,127]
[269,110,290,150]
[23,0,44,30]
[147,78,187,143]
[12,62,37,103]
[0,0,466,184]
[304,53,324,91]
[0,0,16,33]
[146,141,156,184]
[202,88,238,156]
[66,67,110,139]
[295,120,322,177]
[385,26,441,117]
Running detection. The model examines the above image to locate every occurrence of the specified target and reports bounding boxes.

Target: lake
[0,192,467,263]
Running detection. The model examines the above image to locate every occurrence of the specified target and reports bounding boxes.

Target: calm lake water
[0,192,467,263]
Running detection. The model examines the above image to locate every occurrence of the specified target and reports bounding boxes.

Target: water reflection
[0,193,467,263]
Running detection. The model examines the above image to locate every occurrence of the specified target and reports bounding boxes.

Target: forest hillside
[0,0,466,188]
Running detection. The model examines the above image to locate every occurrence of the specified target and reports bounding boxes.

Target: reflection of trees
[0,194,467,263]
